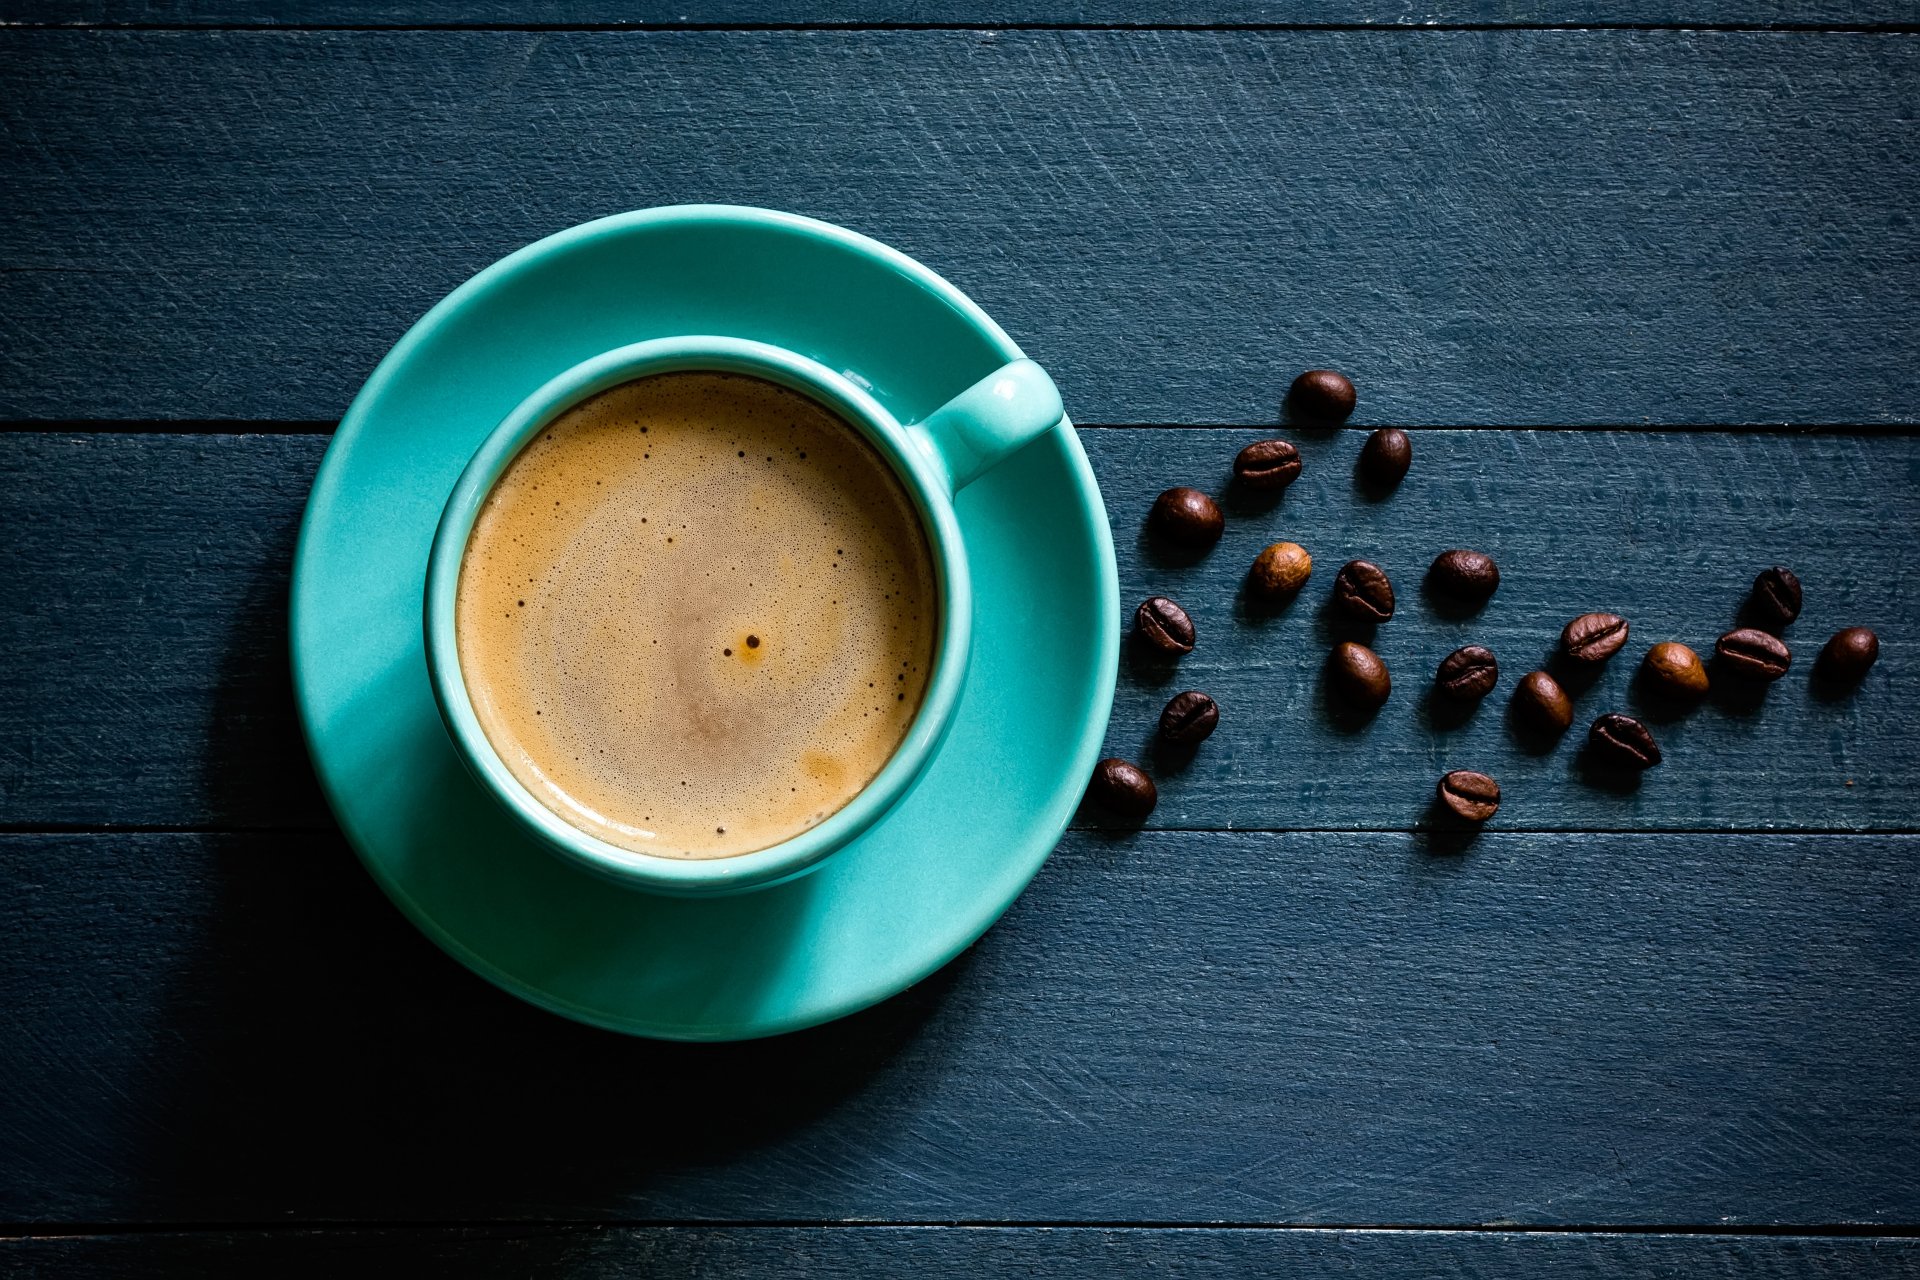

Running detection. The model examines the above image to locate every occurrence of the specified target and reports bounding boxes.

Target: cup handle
[906,359,1064,494]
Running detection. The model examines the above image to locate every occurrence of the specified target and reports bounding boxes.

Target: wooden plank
[2,30,1916,426]
[2,430,1911,832]
[4,1227,1919,1277]
[1,829,1914,1224]
[0,433,333,829]
[5,2,1917,29]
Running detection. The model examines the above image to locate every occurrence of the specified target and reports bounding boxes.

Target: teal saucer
[290,206,1119,1040]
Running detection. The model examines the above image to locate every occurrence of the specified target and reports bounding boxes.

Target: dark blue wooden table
[3,6,1917,1274]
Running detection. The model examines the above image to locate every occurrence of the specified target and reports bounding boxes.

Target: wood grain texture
[2,430,1911,832]
[6,2,1917,28]
[1,828,1915,1224]
[2,30,1916,426]
[0,433,332,828]
[4,1228,1920,1277]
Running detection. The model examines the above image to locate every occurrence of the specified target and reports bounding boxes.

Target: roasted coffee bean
[1289,369,1356,423]
[1149,486,1225,548]
[1436,770,1501,823]
[1331,559,1396,623]
[1587,713,1662,770]
[1749,566,1803,630]
[1248,541,1313,602]
[1134,596,1196,655]
[1358,428,1411,488]
[1642,641,1709,699]
[1435,645,1499,702]
[1816,626,1880,684]
[1233,439,1303,491]
[1511,670,1574,737]
[1159,691,1220,746]
[1087,758,1157,821]
[1716,627,1792,681]
[1561,612,1630,664]
[1328,641,1391,710]
[1427,549,1500,607]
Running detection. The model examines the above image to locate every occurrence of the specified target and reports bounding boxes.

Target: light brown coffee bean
[1248,541,1313,602]
[1642,641,1709,699]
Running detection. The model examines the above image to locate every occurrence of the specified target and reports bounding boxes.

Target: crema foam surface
[456,372,938,859]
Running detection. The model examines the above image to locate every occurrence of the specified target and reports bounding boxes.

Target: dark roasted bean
[1331,559,1395,623]
[1511,670,1574,737]
[1134,596,1196,655]
[1716,626,1793,681]
[1748,566,1803,631]
[1435,645,1499,702]
[1149,486,1225,548]
[1358,428,1411,488]
[1233,438,1303,491]
[1426,549,1500,607]
[1561,612,1630,664]
[1158,691,1220,746]
[1587,713,1662,770]
[1289,369,1356,424]
[1328,641,1391,710]
[1816,626,1880,685]
[1436,770,1501,823]
[1087,758,1157,821]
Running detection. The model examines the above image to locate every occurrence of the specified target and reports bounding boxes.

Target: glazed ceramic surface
[290,206,1119,1039]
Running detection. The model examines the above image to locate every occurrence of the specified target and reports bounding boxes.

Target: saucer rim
[290,204,1120,1039]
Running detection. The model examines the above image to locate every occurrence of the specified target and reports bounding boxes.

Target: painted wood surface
[1,430,1909,832]
[5,1228,1919,1277]
[2,828,1914,1224]
[3,14,1916,1259]
[6,2,1917,28]
[2,31,1917,426]
[0,433,332,828]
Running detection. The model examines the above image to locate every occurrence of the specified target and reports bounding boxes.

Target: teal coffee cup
[424,335,1064,896]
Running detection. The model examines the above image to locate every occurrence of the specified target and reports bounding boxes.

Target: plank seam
[3,1220,1918,1236]
[4,21,1919,33]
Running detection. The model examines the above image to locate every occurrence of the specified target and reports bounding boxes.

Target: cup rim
[424,335,973,894]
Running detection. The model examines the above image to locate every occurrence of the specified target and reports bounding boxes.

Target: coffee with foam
[455,372,938,859]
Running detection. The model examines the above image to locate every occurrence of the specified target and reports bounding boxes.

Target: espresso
[455,372,938,859]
